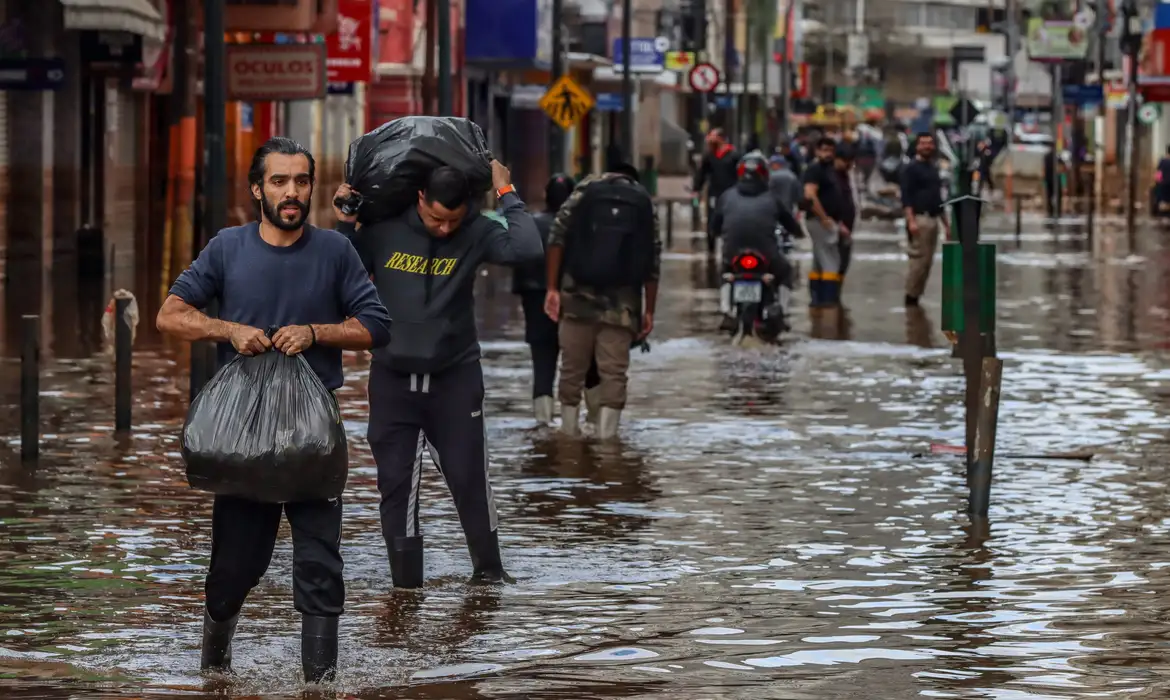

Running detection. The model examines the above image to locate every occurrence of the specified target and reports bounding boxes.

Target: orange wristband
[495,184,516,199]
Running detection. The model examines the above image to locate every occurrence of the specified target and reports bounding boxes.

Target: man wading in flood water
[334,161,541,589]
[157,137,392,682]
[899,132,950,306]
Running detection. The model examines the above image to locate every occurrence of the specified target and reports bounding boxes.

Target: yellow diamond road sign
[540,75,595,130]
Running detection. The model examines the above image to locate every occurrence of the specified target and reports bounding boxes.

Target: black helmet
[736,152,769,184]
[545,173,576,211]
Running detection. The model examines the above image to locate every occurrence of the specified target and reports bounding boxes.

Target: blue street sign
[0,58,66,91]
[1156,2,1170,29]
[611,37,665,71]
[327,81,355,95]
[1062,83,1103,106]
[240,102,253,131]
[595,93,624,111]
[713,94,733,109]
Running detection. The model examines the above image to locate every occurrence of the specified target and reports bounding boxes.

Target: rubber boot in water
[389,535,424,589]
[560,404,581,436]
[533,395,554,425]
[300,614,338,684]
[468,529,514,584]
[199,609,238,673]
[584,386,602,425]
[598,407,622,439]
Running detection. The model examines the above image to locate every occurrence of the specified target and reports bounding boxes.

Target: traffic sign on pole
[688,62,720,93]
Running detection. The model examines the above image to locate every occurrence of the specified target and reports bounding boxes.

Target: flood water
[4,214,1170,698]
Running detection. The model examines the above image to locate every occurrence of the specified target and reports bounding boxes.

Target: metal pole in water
[666,202,674,250]
[115,298,133,433]
[957,193,983,461]
[21,315,40,462]
[1015,194,1022,245]
[969,357,1003,517]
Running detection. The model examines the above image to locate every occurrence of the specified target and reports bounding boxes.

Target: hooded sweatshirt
[341,191,542,375]
[712,178,801,278]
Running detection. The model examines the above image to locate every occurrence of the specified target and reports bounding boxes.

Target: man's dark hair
[914,132,934,147]
[610,161,641,182]
[423,166,470,209]
[816,136,836,150]
[247,137,315,191]
[545,173,576,212]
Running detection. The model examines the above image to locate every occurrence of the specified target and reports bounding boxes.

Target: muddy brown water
[3,217,1170,699]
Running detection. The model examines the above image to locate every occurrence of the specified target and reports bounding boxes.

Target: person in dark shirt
[899,132,951,306]
[511,174,600,424]
[833,146,858,286]
[1155,146,1170,216]
[801,137,849,306]
[156,137,392,683]
[334,161,542,591]
[693,128,740,254]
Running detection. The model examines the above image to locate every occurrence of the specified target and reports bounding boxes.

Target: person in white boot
[543,163,660,439]
[512,174,601,424]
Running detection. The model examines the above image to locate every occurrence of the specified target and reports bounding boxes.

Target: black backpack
[567,178,655,288]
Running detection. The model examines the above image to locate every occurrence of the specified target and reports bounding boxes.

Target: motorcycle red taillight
[735,254,761,271]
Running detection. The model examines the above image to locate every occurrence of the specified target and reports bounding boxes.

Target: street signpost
[539,74,595,130]
[688,62,720,92]
[611,37,667,73]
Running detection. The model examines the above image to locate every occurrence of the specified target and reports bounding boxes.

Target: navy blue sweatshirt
[169,222,393,390]
[340,191,542,375]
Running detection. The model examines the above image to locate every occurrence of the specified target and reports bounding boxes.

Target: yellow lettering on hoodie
[382,253,461,276]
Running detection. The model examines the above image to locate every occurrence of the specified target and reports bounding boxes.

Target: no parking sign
[688,63,721,93]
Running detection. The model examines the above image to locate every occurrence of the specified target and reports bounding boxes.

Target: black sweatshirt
[340,192,542,375]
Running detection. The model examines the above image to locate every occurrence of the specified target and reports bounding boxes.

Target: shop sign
[226,44,327,101]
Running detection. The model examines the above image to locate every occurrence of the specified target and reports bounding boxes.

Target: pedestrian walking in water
[899,132,950,306]
[832,145,858,289]
[801,137,849,306]
[544,163,661,439]
[156,137,392,682]
[335,161,542,590]
[693,128,740,255]
[513,174,601,424]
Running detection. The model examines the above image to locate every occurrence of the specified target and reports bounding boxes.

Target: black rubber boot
[390,535,424,589]
[467,529,514,584]
[199,610,239,673]
[300,614,339,684]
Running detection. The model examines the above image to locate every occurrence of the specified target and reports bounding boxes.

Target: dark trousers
[204,495,344,622]
[366,360,498,554]
[521,291,599,398]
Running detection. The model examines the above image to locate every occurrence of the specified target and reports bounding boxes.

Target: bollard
[1086,185,1095,245]
[1014,195,1022,245]
[115,297,132,432]
[21,315,40,462]
[968,357,1003,517]
[691,197,700,233]
[665,201,674,250]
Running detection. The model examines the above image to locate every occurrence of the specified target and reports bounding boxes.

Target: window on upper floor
[923,2,979,30]
[896,2,924,26]
[821,0,858,26]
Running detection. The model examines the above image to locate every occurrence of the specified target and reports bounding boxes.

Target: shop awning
[59,0,167,42]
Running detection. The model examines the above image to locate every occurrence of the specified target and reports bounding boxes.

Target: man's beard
[261,195,309,231]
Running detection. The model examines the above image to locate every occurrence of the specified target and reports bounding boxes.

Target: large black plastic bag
[344,116,493,225]
[182,351,348,504]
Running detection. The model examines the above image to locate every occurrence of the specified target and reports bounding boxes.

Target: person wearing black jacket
[513,174,600,424]
[334,161,542,590]
[693,128,740,254]
[833,146,858,287]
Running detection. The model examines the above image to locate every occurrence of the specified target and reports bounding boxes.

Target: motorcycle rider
[693,128,740,255]
[712,152,802,331]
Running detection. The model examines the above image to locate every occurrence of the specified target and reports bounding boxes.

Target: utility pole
[549,0,565,174]
[689,0,708,152]
[437,0,452,115]
[778,2,792,137]
[423,0,436,114]
[740,15,750,144]
[621,0,634,161]
[1094,0,1107,221]
[192,0,227,400]
[1051,63,1063,220]
[1121,0,1141,241]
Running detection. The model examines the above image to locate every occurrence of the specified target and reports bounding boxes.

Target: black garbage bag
[182,349,348,504]
[341,116,493,225]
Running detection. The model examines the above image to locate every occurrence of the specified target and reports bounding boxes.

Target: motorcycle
[720,248,788,344]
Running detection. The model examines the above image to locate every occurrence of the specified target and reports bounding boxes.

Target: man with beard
[334,161,542,590]
[899,132,951,306]
[801,137,849,307]
[156,137,392,683]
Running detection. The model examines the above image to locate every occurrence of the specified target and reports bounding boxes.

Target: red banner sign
[326,0,373,83]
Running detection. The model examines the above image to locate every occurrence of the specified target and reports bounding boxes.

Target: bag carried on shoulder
[567,178,656,288]
[182,347,348,504]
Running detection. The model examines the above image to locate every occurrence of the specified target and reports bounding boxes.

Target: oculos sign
[226,44,327,101]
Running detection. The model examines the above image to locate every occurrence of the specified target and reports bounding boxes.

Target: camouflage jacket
[548,174,662,335]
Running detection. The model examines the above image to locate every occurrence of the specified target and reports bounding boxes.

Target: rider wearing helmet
[711,152,801,288]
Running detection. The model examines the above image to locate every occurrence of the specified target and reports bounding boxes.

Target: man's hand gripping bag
[182,352,348,503]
